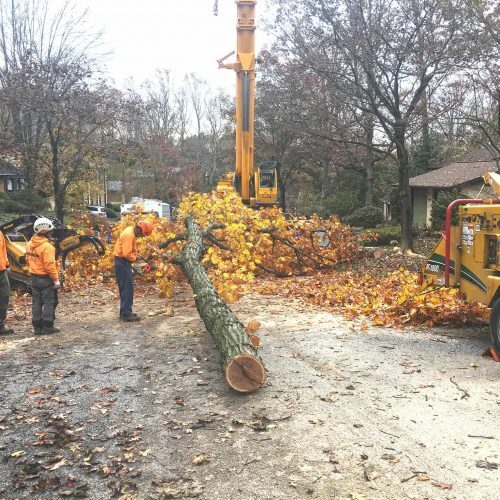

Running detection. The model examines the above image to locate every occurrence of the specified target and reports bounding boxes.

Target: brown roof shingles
[410,147,499,188]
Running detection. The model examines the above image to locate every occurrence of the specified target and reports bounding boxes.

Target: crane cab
[253,161,279,207]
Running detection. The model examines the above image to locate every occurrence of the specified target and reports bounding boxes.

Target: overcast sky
[58,0,272,92]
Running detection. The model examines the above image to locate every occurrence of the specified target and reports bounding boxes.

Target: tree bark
[394,123,413,250]
[365,115,375,206]
[171,216,266,393]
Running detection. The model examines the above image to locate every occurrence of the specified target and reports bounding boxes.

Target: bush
[344,205,383,227]
[106,202,121,212]
[431,189,461,230]
[362,225,401,246]
[105,208,119,219]
[0,189,50,213]
[322,192,361,218]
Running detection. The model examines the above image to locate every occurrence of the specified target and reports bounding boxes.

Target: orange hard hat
[138,221,154,237]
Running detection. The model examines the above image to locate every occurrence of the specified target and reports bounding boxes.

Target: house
[106,180,125,203]
[0,156,23,193]
[410,147,499,226]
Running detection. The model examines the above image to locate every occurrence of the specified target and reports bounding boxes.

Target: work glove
[52,281,61,289]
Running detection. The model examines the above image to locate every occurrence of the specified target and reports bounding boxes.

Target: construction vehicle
[0,215,105,288]
[215,0,279,207]
[419,172,500,354]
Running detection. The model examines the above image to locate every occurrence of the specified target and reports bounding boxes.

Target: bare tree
[0,0,102,188]
[270,0,487,249]
[186,73,207,172]
[205,89,232,188]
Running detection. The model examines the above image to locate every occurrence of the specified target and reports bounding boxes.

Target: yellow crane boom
[216,0,279,207]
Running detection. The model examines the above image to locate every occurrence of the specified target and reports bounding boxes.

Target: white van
[87,206,107,217]
[120,198,171,220]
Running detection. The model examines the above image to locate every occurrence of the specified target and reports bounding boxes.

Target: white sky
[61,0,272,92]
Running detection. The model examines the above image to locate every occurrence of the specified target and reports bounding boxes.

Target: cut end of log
[225,354,266,393]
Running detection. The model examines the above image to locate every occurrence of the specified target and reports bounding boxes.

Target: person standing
[0,229,13,335]
[113,221,153,322]
[26,217,61,335]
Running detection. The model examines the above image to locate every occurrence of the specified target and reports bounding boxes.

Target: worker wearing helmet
[113,221,153,322]
[0,229,14,335]
[26,217,61,335]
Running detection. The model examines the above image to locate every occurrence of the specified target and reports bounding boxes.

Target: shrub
[362,225,401,246]
[105,208,119,219]
[322,192,361,218]
[431,189,461,230]
[106,202,121,212]
[0,189,50,213]
[344,205,383,227]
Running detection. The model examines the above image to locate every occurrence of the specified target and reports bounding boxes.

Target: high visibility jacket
[0,232,8,271]
[26,236,59,282]
[114,226,137,262]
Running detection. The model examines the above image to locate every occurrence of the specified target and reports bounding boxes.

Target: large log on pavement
[168,216,266,393]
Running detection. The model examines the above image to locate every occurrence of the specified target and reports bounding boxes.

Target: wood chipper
[419,172,500,356]
[0,215,105,289]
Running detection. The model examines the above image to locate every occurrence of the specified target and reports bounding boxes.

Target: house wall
[412,188,428,226]
[0,176,23,193]
[412,180,495,228]
[107,191,125,203]
[460,180,493,198]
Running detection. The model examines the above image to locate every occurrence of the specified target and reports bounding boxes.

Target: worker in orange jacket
[0,229,14,335]
[114,221,153,321]
[26,217,61,335]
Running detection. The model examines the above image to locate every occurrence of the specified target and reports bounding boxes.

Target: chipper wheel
[488,299,500,357]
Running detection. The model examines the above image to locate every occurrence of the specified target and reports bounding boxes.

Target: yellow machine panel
[422,204,500,305]
[420,195,500,353]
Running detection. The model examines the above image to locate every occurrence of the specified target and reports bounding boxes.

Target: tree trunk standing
[54,195,65,222]
[395,124,413,250]
[172,217,266,393]
[49,128,65,222]
[364,115,375,206]
[365,159,375,206]
[278,170,287,211]
[496,89,500,139]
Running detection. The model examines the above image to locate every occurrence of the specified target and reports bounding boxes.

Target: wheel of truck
[489,299,500,353]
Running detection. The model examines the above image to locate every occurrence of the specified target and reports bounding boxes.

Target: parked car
[87,206,107,217]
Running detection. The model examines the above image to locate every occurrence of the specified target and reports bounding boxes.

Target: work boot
[0,325,14,335]
[120,315,140,322]
[33,321,43,335]
[40,326,60,335]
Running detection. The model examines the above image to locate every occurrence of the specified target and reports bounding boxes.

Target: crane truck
[215,0,279,207]
[419,171,500,356]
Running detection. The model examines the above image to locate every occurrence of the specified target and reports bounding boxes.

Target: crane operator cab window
[260,171,275,188]
[257,161,278,189]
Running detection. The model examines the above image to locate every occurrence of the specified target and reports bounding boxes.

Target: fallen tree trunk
[166,216,266,393]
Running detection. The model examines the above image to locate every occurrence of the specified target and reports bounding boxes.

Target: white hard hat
[33,217,54,234]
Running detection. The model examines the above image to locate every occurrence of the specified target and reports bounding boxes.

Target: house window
[6,179,13,192]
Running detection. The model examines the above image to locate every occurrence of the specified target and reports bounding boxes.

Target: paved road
[0,287,499,499]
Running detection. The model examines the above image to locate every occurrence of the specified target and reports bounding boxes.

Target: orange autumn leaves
[62,191,487,328]
[64,191,361,302]
[258,269,488,327]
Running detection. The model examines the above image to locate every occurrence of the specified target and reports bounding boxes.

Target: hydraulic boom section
[216,0,279,207]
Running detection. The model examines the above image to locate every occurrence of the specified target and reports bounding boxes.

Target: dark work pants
[0,270,11,328]
[31,275,58,328]
[114,257,134,317]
